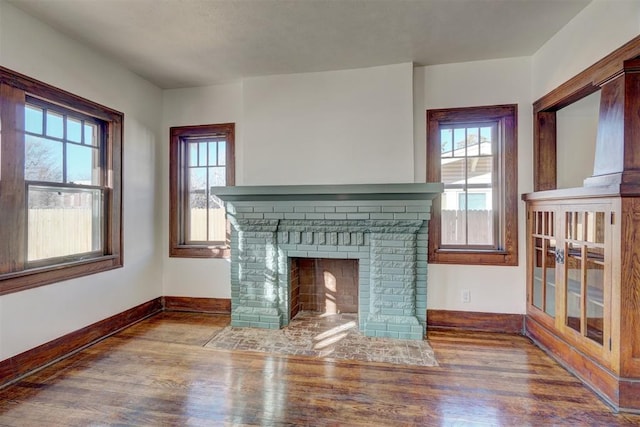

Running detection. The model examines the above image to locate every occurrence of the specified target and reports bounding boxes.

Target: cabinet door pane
[566,242,582,334]
[533,237,543,309]
[545,238,556,317]
[586,212,605,244]
[531,210,556,317]
[586,249,604,345]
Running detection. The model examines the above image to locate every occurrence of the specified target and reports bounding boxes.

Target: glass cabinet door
[565,210,606,346]
[531,210,556,317]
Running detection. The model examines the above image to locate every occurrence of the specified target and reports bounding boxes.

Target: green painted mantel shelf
[210,183,443,202]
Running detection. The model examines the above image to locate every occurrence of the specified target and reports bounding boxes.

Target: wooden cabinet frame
[524,35,640,413]
[532,36,640,193]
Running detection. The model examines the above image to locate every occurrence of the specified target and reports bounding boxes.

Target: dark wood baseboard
[525,316,621,411]
[0,298,163,389]
[427,309,524,334]
[162,296,231,314]
[619,378,640,413]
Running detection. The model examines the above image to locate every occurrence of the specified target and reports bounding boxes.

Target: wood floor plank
[1,312,639,426]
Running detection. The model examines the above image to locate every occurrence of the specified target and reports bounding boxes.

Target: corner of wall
[531,0,640,99]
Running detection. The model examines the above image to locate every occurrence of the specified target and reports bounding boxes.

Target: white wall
[414,57,532,314]
[161,64,416,298]
[532,0,640,101]
[161,83,243,298]
[0,1,164,359]
[242,64,415,185]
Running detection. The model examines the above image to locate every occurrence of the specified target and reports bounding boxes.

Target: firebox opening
[290,258,359,321]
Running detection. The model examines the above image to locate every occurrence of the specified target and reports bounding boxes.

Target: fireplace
[291,258,359,318]
[213,183,442,340]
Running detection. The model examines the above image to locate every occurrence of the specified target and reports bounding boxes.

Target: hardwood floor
[1,312,639,426]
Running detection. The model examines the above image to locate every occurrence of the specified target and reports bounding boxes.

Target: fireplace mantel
[211,182,443,201]
[214,183,443,340]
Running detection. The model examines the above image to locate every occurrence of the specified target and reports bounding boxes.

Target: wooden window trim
[427,104,518,266]
[0,66,123,296]
[169,123,235,258]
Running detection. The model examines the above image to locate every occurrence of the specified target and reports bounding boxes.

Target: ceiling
[9,0,591,89]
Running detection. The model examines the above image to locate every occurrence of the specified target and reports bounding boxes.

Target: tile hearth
[205,311,438,367]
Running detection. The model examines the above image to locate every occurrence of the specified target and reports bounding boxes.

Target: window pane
[189,167,207,194]
[467,156,492,185]
[441,157,465,186]
[459,193,487,210]
[218,141,226,166]
[188,167,208,241]
[67,144,98,184]
[466,127,480,155]
[189,195,208,241]
[440,129,453,157]
[84,123,98,146]
[67,117,82,143]
[208,195,226,241]
[185,163,228,242]
[198,142,207,167]
[208,141,218,165]
[468,190,493,245]
[27,186,103,261]
[188,142,198,166]
[453,128,466,154]
[480,126,493,155]
[46,110,64,139]
[441,123,497,247]
[25,135,63,182]
[209,166,226,187]
[441,195,466,245]
[25,105,43,134]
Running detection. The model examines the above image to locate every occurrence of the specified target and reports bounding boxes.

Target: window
[427,105,518,265]
[0,67,123,295]
[169,124,235,258]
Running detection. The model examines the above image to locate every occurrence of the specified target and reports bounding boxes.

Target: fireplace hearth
[213,183,442,340]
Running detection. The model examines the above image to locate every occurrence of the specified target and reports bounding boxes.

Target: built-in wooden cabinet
[525,36,640,413]
[524,190,640,412]
[526,196,616,371]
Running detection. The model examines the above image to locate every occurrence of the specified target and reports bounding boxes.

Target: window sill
[429,248,518,266]
[170,245,230,259]
[0,255,123,296]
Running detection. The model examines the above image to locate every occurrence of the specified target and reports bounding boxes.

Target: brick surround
[215,184,441,340]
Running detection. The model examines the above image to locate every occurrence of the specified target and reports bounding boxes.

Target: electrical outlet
[462,289,471,303]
